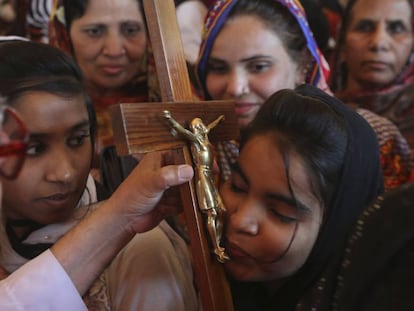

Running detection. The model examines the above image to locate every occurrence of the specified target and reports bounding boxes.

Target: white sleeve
[0,249,87,311]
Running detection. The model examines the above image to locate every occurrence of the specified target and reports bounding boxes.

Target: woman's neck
[86,82,122,99]
[5,219,54,260]
[7,219,43,240]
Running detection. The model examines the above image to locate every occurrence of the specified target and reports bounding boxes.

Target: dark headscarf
[231,84,384,310]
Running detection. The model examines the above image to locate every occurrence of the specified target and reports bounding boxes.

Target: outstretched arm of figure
[207,115,224,132]
[162,110,197,142]
[51,152,194,294]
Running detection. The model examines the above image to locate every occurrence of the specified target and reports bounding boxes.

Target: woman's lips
[101,65,124,75]
[363,60,390,71]
[226,241,251,260]
[40,193,72,207]
[234,103,257,116]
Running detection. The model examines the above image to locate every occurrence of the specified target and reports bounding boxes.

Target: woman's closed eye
[230,180,247,194]
[268,204,297,224]
[229,170,248,194]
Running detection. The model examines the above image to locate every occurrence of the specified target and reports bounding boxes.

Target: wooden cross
[110,0,237,310]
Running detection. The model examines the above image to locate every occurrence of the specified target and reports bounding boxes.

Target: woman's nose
[369,24,391,51]
[225,69,250,98]
[228,198,259,236]
[102,32,126,57]
[45,150,75,184]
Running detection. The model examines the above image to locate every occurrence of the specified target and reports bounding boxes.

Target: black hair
[300,0,330,54]
[0,40,97,159]
[231,84,383,309]
[241,85,347,212]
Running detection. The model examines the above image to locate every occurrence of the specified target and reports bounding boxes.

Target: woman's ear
[295,50,312,86]
[295,65,305,86]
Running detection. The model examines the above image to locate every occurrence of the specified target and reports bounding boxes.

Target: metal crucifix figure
[162,110,229,262]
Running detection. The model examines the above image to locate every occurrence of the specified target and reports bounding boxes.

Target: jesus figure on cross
[162,110,229,263]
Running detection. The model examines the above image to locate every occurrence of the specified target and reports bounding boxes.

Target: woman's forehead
[12,92,88,127]
[212,14,289,61]
[240,134,321,211]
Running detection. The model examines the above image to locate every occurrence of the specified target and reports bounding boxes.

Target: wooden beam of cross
[110,0,237,310]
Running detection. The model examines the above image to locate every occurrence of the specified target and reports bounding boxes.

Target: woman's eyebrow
[266,192,311,213]
[240,55,274,63]
[230,162,311,213]
[230,162,249,185]
[72,120,90,131]
[28,120,90,139]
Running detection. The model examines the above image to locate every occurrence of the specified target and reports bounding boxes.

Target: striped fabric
[26,0,53,43]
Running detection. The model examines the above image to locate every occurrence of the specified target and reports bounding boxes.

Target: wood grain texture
[143,0,193,101]
[111,0,237,309]
[111,101,238,155]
